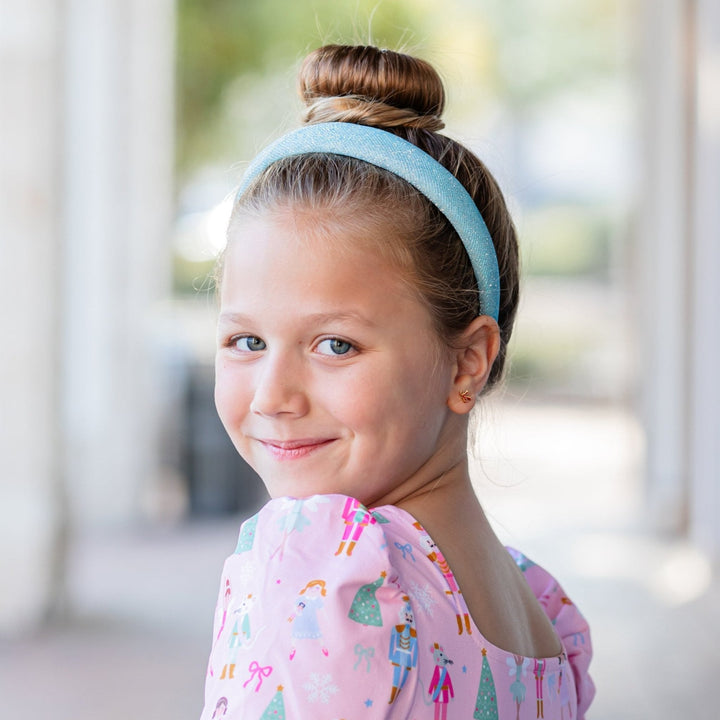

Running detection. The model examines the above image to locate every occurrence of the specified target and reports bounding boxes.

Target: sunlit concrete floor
[1,401,717,719]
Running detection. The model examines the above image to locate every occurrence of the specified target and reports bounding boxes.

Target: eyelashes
[227,335,357,357]
[232,335,267,352]
[316,338,354,356]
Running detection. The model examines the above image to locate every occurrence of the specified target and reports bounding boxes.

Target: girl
[201,44,594,719]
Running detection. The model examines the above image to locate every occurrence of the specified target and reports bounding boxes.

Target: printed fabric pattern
[200,494,594,720]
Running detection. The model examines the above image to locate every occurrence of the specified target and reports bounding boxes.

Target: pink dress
[200,494,594,719]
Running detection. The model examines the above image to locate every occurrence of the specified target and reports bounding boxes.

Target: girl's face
[215,210,465,506]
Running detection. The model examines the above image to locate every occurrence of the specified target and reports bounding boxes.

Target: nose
[249,351,309,417]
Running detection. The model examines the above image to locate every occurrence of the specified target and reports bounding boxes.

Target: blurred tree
[176,0,627,177]
[478,0,628,104]
[176,0,421,176]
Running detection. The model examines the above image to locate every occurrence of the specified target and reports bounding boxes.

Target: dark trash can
[183,362,266,516]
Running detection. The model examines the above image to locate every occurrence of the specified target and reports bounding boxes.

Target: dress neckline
[371,499,568,665]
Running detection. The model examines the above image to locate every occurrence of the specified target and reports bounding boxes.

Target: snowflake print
[235,559,256,586]
[303,672,339,704]
[278,496,330,532]
[409,581,436,616]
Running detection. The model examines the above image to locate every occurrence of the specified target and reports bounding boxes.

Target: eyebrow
[217,311,377,327]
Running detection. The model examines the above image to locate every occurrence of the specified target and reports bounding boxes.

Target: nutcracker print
[388,597,418,703]
[336,497,377,556]
[428,643,454,720]
[534,659,546,719]
[413,521,471,634]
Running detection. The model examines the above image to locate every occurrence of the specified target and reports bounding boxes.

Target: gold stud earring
[459,390,473,404]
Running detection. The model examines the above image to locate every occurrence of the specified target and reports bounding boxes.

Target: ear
[446,315,501,415]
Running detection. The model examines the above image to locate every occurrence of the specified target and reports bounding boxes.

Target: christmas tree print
[235,514,259,554]
[474,649,499,720]
[348,571,386,626]
[260,685,285,720]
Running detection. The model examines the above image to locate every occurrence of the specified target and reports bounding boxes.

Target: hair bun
[298,45,445,132]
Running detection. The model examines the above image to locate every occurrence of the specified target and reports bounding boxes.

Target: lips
[257,438,336,460]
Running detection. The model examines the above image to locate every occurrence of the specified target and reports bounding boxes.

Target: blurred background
[1,0,718,717]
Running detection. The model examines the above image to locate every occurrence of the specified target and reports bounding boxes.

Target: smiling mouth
[258,438,336,460]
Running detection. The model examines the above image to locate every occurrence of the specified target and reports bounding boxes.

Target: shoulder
[508,548,596,718]
[201,495,420,719]
[230,494,396,573]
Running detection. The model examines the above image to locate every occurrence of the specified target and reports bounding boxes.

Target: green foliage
[176,0,626,175]
[521,204,612,278]
[507,331,592,390]
[475,0,628,104]
[172,253,215,295]
[176,0,421,175]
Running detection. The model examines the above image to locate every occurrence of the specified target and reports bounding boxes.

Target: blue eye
[317,338,353,356]
[234,336,266,352]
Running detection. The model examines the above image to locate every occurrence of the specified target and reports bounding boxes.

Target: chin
[260,472,366,503]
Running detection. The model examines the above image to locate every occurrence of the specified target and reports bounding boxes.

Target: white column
[636,0,692,531]
[62,0,174,528]
[0,0,175,634]
[689,0,720,560]
[0,0,64,633]
[639,0,720,563]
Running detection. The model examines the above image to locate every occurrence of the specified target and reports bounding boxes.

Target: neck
[366,413,495,545]
[368,411,471,513]
[395,465,488,538]
[387,442,500,563]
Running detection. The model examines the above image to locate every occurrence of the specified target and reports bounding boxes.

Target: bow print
[394,542,416,562]
[243,661,272,691]
[353,643,375,672]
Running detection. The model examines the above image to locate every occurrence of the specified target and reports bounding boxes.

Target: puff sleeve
[199,495,419,720]
[508,548,596,719]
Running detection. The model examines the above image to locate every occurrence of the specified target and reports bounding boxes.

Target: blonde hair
[299,579,327,596]
[230,45,520,392]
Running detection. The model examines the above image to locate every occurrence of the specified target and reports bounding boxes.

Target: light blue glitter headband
[236,122,500,320]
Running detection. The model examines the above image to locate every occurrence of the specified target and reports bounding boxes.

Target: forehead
[222,209,413,302]
[230,201,405,257]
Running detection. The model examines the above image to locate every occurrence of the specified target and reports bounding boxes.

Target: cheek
[214,362,250,425]
[328,366,402,427]
[396,353,451,412]
[340,354,448,433]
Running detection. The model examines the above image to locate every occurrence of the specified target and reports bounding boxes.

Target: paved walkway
[1,402,717,718]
